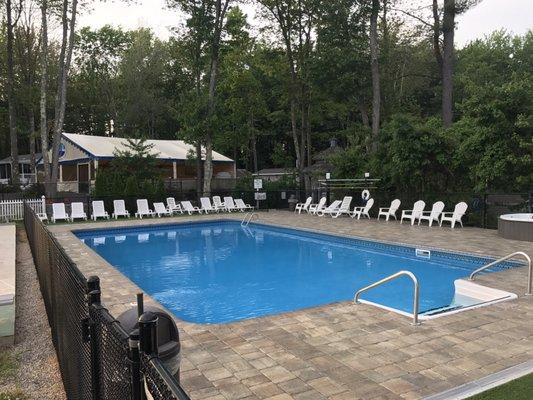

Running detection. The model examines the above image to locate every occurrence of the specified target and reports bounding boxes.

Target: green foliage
[330,31,532,193]
[467,373,533,400]
[264,173,299,191]
[0,351,17,380]
[1,2,530,196]
[93,138,164,198]
[0,389,30,400]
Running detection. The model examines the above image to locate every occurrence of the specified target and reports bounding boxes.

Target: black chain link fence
[24,204,190,400]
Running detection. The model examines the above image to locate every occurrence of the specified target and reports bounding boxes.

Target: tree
[15,7,41,175]
[5,0,22,185]
[166,0,232,196]
[39,0,51,186]
[369,0,381,149]
[203,0,231,195]
[441,0,454,127]
[50,0,79,190]
[256,0,317,187]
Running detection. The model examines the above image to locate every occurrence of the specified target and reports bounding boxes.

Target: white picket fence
[0,196,46,222]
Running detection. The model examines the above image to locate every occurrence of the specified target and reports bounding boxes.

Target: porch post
[173,161,177,179]
[59,164,63,182]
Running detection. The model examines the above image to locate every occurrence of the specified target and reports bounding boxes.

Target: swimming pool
[75,221,516,324]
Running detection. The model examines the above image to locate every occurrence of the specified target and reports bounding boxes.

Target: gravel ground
[0,227,65,399]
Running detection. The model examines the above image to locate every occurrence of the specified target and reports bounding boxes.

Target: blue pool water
[75,221,506,324]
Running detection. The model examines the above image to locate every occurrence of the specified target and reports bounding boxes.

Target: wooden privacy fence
[0,196,46,222]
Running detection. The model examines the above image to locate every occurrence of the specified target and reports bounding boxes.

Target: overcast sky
[78,0,532,47]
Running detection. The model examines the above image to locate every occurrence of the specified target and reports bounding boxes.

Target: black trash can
[117,306,181,379]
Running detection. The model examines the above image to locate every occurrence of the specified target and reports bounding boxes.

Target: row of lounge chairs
[48,196,253,223]
[295,196,468,228]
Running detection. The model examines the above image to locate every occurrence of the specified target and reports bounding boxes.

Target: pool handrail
[241,212,259,227]
[469,251,531,296]
[354,270,420,325]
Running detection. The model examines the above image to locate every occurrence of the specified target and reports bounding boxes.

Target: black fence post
[139,312,159,357]
[129,329,143,400]
[87,277,101,400]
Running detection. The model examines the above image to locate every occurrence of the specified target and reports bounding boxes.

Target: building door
[78,164,89,193]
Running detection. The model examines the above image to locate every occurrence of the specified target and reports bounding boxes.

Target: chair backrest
[430,201,445,219]
[224,197,236,207]
[327,200,342,210]
[340,196,353,211]
[154,202,166,214]
[413,200,425,213]
[453,202,468,218]
[92,201,106,216]
[166,197,177,208]
[303,197,312,209]
[235,199,246,208]
[71,202,84,216]
[389,199,401,213]
[213,196,223,206]
[200,197,212,209]
[53,203,67,217]
[114,199,126,213]
[137,199,149,212]
[181,201,194,211]
[364,198,375,212]
[317,197,327,210]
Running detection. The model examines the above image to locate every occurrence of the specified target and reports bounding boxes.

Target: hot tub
[498,213,533,242]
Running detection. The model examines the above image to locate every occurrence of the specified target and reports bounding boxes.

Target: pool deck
[47,211,533,400]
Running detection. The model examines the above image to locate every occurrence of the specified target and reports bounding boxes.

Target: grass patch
[0,351,17,380]
[0,389,30,400]
[468,373,533,400]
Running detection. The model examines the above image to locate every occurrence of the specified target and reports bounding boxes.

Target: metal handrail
[241,212,258,227]
[469,251,532,296]
[354,270,420,325]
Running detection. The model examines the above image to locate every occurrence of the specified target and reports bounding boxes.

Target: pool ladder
[354,270,421,325]
[469,251,532,296]
[241,212,258,227]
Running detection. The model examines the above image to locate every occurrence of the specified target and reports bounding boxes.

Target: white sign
[254,179,263,190]
[364,172,370,178]
[254,192,267,201]
[325,173,331,180]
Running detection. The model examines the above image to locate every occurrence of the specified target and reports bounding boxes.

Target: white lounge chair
[154,202,171,217]
[200,197,217,214]
[37,212,48,222]
[309,197,327,215]
[166,197,183,215]
[235,199,253,211]
[317,200,342,217]
[212,196,226,212]
[224,197,239,212]
[377,199,401,221]
[440,202,468,228]
[91,201,110,221]
[401,200,426,225]
[52,203,70,223]
[71,202,87,221]
[295,197,312,214]
[112,200,130,219]
[418,201,445,226]
[135,199,155,219]
[181,201,202,215]
[332,196,353,218]
[351,198,374,219]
